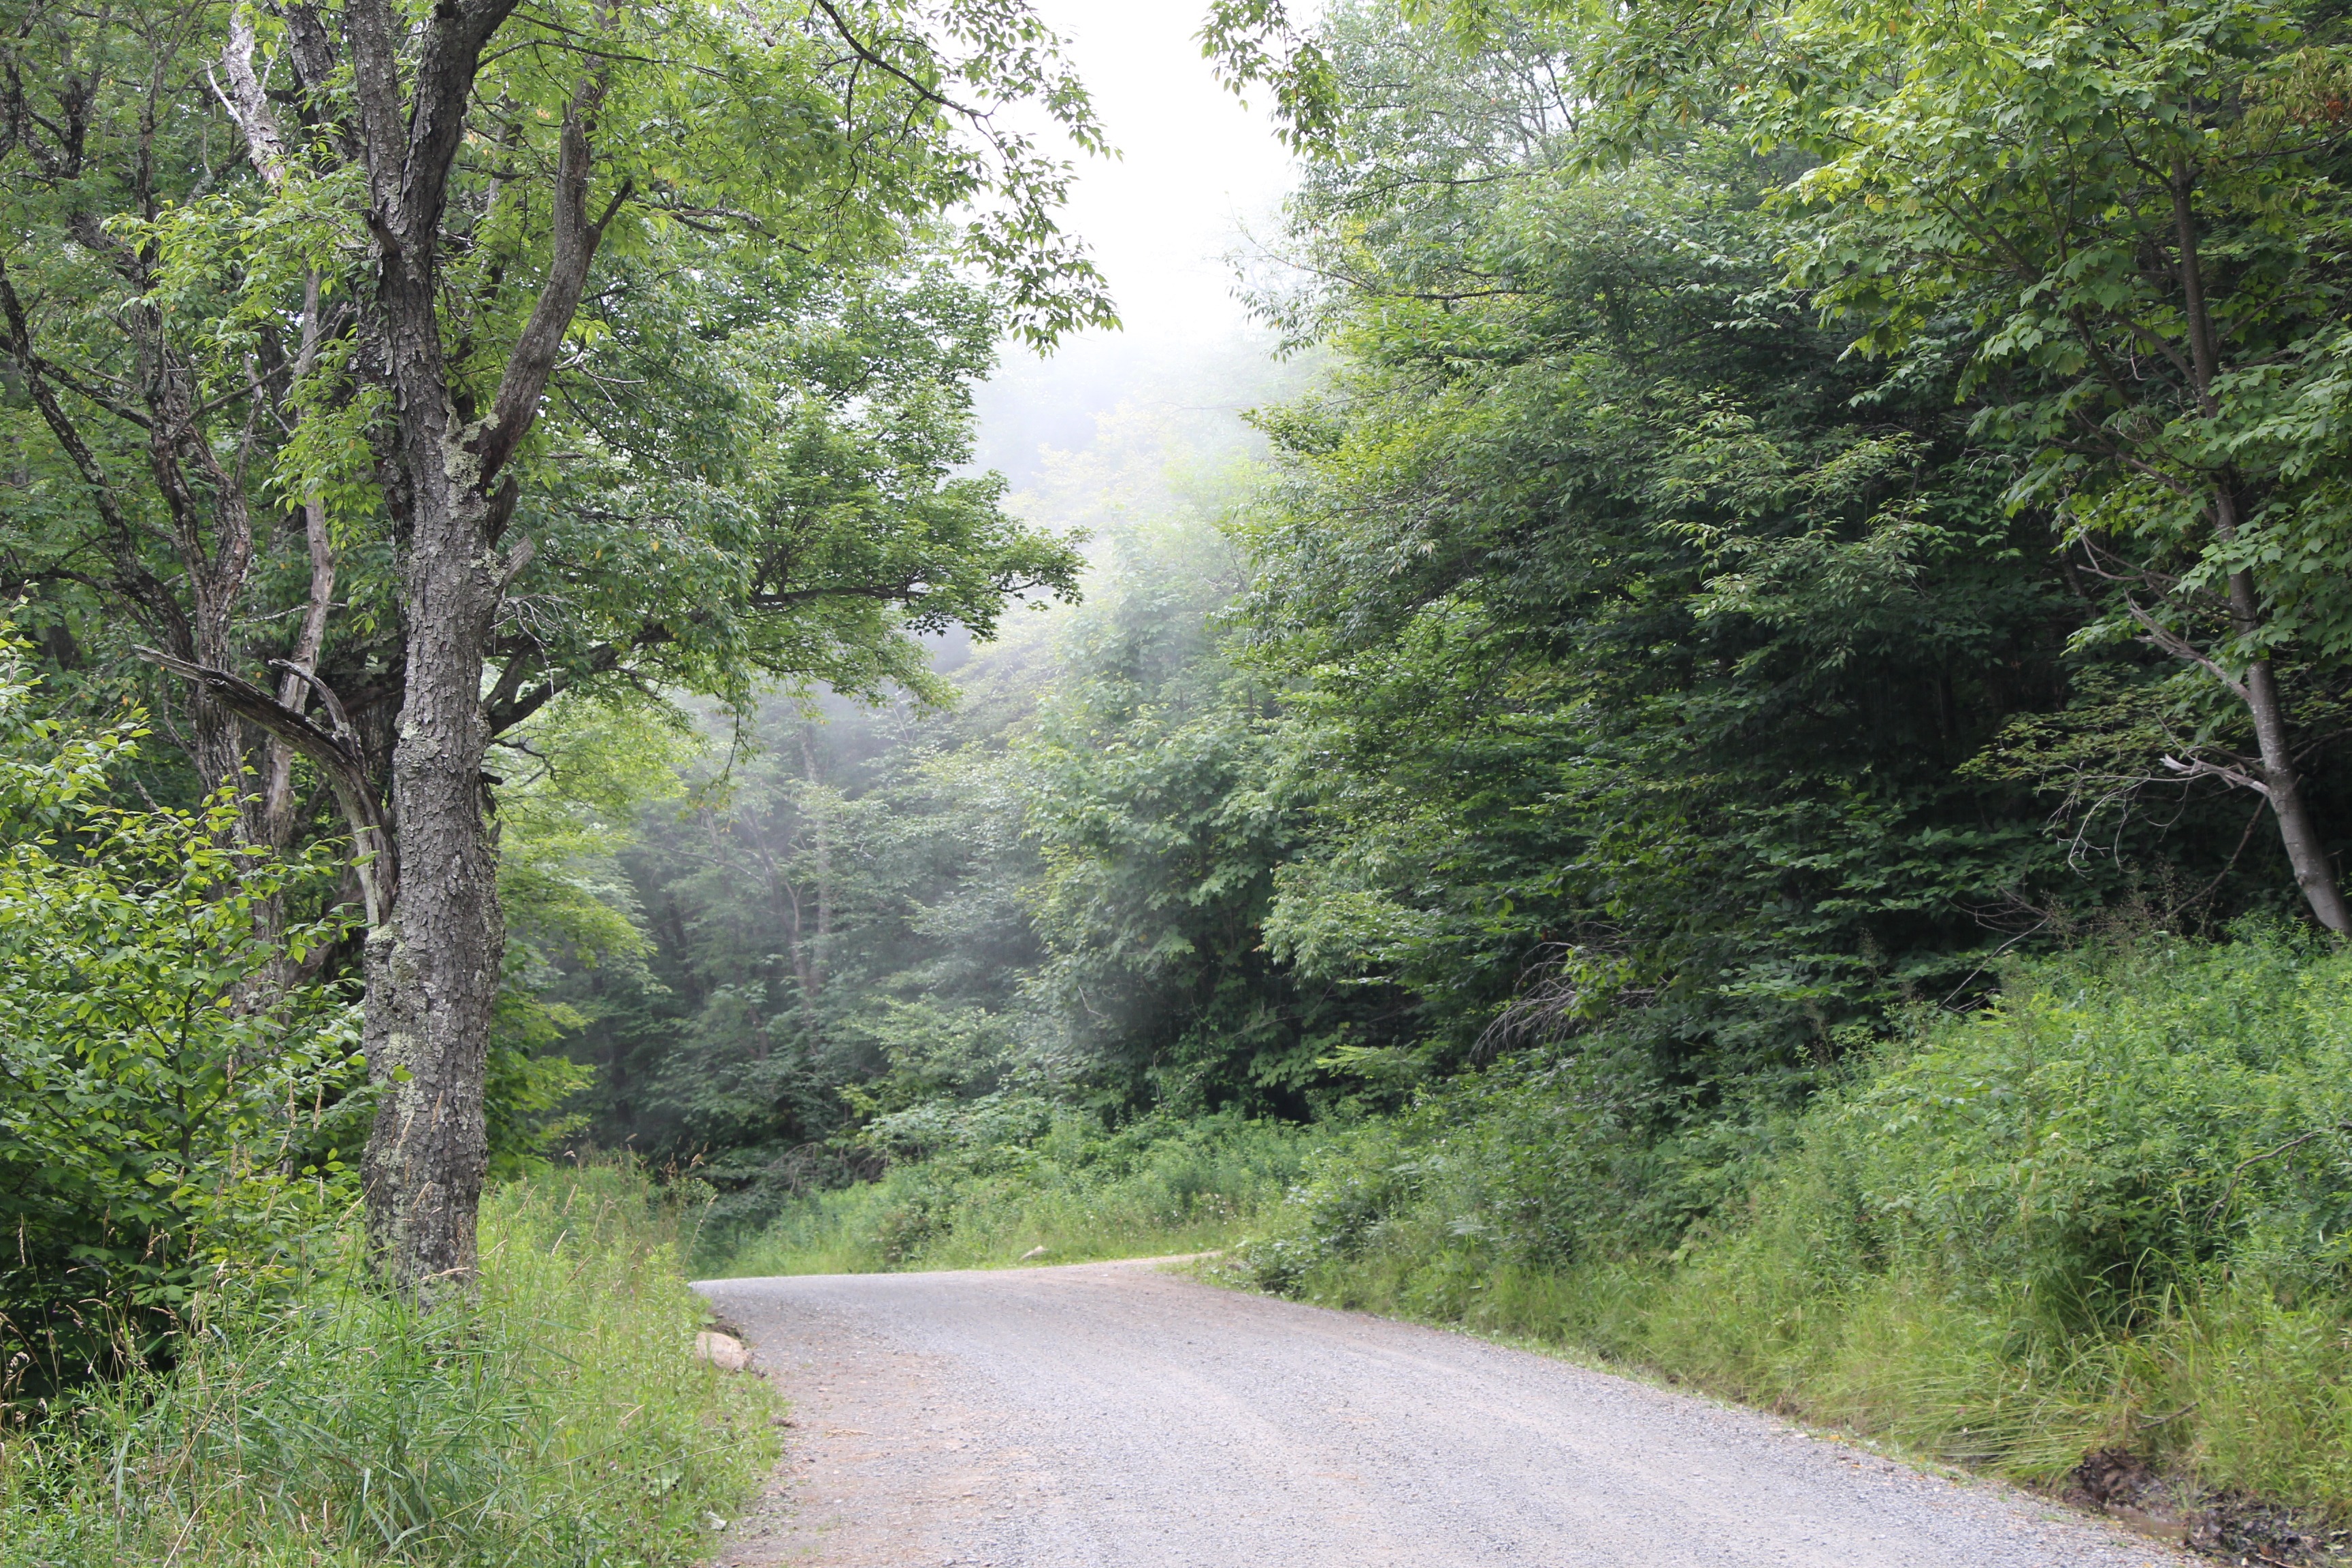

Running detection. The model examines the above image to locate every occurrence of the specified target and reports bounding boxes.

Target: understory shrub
[719,1098,1323,1275]
[1226,930,2352,1514]
[0,634,363,1388]
[0,1162,777,1567]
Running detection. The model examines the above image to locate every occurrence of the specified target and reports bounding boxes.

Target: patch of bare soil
[2066,1448,2348,1566]
[705,1298,1044,1567]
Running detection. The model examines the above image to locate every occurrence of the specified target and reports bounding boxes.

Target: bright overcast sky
[954,2,1303,629]
[965,0,1301,480]
[1024,0,1296,347]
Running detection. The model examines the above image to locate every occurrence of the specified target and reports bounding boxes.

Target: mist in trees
[11,0,2352,1369]
[517,0,2352,1245]
[527,343,1331,1232]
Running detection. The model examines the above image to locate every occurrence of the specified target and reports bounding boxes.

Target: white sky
[1028,0,1296,346]
[966,0,1299,483]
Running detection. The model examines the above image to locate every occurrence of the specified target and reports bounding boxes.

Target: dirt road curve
[697,1258,2183,1568]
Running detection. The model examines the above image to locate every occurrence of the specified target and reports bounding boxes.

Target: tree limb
[2124,596,2250,702]
[472,75,629,485]
[210,11,289,184]
[0,254,191,649]
[134,646,397,925]
[2159,751,2271,802]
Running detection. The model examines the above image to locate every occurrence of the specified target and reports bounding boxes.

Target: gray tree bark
[334,0,619,1287]
[2168,172,2351,935]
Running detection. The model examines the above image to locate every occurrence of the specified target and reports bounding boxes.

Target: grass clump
[0,1161,779,1567]
[719,1099,1322,1276]
[1223,930,2352,1517]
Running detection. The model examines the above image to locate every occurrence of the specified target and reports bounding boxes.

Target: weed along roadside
[1199,935,2352,1561]
[0,1165,781,1567]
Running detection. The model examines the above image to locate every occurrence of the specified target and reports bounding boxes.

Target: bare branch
[135,645,397,924]
[472,74,630,485]
[2159,751,2272,801]
[211,12,289,184]
[2124,596,2250,702]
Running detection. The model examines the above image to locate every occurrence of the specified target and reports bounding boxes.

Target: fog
[970,0,1298,489]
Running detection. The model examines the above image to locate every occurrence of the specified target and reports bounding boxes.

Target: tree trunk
[2232,574,2351,934]
[357,468,504,1290]
[2212,490,2348,938]
[2170,179,2352,936]
[802,727,832,1006]
[353,151,510,1288]
[338,0,610,1288]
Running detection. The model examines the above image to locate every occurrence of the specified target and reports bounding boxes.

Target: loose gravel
[698,1258,2189,1568]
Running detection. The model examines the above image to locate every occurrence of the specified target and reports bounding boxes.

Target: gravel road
[697,1258,2186,1568]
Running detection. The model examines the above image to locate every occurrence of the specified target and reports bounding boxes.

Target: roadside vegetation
[1223,933,2352,1513]
[0,1163,775,1568]
[726,1105,1319,1275]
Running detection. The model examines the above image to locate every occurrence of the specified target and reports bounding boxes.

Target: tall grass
[721,1105,1321,1276]
[0,1162,779,1566]
[1224,932,2352,1516]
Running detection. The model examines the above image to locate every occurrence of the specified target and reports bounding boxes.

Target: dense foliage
[578,0,2352,1250]
[0,638,359,1387]
[0,0,1098,768]
[1228,933,2352,1506]
[539,389,1351,1241]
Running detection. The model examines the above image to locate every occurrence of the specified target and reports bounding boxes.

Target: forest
[7,0,2352,1558]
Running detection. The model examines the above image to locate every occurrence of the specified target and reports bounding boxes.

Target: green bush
[1227,931,2352,1514]
[0,637,363,1386]
[0,1162,778,1567]
[720,1098,1323,1275]
[1752,932,2352,1321]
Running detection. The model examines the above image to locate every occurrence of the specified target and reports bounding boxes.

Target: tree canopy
[0,0,1109,1283]
[10,0,2352,1327]
[527,0,2352,1245]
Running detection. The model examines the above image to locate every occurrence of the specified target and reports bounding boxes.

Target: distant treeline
[549,0,2352,1252]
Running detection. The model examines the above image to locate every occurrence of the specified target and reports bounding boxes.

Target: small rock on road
[697,1258,2185,1568]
